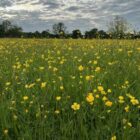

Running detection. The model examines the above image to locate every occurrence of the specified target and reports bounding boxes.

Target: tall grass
[0,39,140,140]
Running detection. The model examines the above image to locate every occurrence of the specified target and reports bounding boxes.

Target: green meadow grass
[0,39,140,140]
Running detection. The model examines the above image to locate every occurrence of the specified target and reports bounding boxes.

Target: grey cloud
[0,0,139,32]
[66,6,80,11]
[0,0,13,7]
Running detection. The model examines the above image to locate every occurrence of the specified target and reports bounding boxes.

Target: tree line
[0,16,140,39]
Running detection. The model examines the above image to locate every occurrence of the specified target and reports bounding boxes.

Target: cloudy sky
[0,0,140,32]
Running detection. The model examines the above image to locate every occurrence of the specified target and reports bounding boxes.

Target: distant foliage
[108,16,128,39]
[0,17,140,39]
[0,20,22,38]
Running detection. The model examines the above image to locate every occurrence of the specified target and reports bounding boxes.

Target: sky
[0,0,140,32]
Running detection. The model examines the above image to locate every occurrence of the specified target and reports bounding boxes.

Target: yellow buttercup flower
[97,86,104,92]
[118,96,124,100]
[71,102,80,111]
[23,96,29,101]
[5,82,11,86]
[3,129,8,135]
[118,96,125,104]
[111,135,116,140]
[85,76,91,81]
[39,67,45,70]
[95,94,99,98]
[93,60,98,65]
[101,90,106,95]
[124,105,129,112]
[95,67,101,72]
[36,78,41,82]
[102,96,108,101]
[86,93,94,104]
[107,89,112,93]
[41,82,46,88]
[55,110,60,114]
[60,86,64,90]
[78,65,84,71]
[130,98,139,105]
[56,96,61,101]
[105,101,113,107]
[127,122,132,127]
[25,109,29,113]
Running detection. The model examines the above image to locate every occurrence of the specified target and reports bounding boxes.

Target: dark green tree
[85,28,98,39]
[72,29,82,39]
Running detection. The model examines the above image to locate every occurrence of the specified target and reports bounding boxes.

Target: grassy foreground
[0,39,140,140]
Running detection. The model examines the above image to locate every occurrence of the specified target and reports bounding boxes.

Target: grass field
[0,39,140,140]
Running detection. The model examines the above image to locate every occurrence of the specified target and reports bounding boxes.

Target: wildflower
[125,81,129,85]
[53,67,58,72]
[95,67,101,72]
[97,86,104,92]
[39,67,44,70]
[41,82,46,88]
[118,100,124,104]
[124,105,129,112]
[55,110,60,114]
[127,122,132,127]
[86,93,94,104]
[28,83,35,88]
[58,76,63,81]
[118,96,125,104]
[119,96,124,100]
[126,93,134,99]
[25,109,28,113]
[3,129,8,135]
[118,48,123,52]
[101,90,106,95]
[60,86,64,90]
[111,135,116,140]
[107,110,111,113]
[102,96,108,101]
[107,89,112,93]
[36,78,41,82]
[78,65,84,71]
[105,101,113,107]
[71,102,80,111]
[5,82,11,86]
[93,89,97,93]
[130,98,139,105]
[95,94,99,98]
[108,62,113,65]
[23,96,29,101]
[85,75,91,81]
[56,96,61,101]
[123,118,127,123]
[93,60,98,64]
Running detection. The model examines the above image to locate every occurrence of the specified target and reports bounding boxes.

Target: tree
[0,24,5,37]
[0,20,12,37]
[85,28,98,39]
[2,20,12,33]
[34,31,41,38]
[7,25,23,37]
[52,22,67,38]
[98,30,108,39]
[41,30,50,38]
[72,29,82,39]
[108,16,128,39]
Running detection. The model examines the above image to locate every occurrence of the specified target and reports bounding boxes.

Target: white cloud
[5,1,44,12]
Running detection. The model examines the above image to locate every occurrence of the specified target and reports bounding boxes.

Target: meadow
[0,39,140,140]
